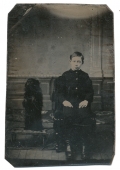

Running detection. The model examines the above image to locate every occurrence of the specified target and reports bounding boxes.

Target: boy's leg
[63,106,75,157]
[53,110,65,152]
[75,107,96,159]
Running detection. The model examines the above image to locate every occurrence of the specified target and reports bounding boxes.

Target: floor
[5,124,114,167]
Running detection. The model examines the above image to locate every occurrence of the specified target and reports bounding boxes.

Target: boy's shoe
[66,144,72,159]
[81,145,90,160]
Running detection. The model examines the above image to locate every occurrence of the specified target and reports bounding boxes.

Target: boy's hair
[70,52,84,64]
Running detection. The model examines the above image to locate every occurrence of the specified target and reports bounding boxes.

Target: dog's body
[23,78,43,130]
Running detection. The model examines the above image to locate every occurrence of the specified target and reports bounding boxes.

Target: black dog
[23,78,43,130]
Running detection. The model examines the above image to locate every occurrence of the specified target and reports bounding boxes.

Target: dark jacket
[57,69,94,106]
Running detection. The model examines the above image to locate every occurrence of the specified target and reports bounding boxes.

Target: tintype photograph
[5,4,115,167]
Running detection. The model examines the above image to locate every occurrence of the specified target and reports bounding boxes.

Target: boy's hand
[63,100,73,108]
[79,100,88,108]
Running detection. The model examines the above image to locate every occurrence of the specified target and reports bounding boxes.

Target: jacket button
[76,87,78,89]
[76,72,77,73]
[76,78,78,80]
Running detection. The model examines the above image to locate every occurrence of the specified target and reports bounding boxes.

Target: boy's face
[70,56,82,70]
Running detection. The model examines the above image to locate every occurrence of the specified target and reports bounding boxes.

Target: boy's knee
[78,107,89,112]
[63,106,73,117]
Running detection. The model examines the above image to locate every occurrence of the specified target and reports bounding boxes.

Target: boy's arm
[58,75,73,107]
[59,90,73,107]
[84,75,94,103]
[58,93,66,104]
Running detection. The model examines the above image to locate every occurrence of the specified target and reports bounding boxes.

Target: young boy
[59,51,93,109]
[53,52,94,159]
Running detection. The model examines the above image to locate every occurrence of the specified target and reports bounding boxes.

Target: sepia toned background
[5,4,114,166]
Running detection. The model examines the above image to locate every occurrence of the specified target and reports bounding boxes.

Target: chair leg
[55,132,64,152]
